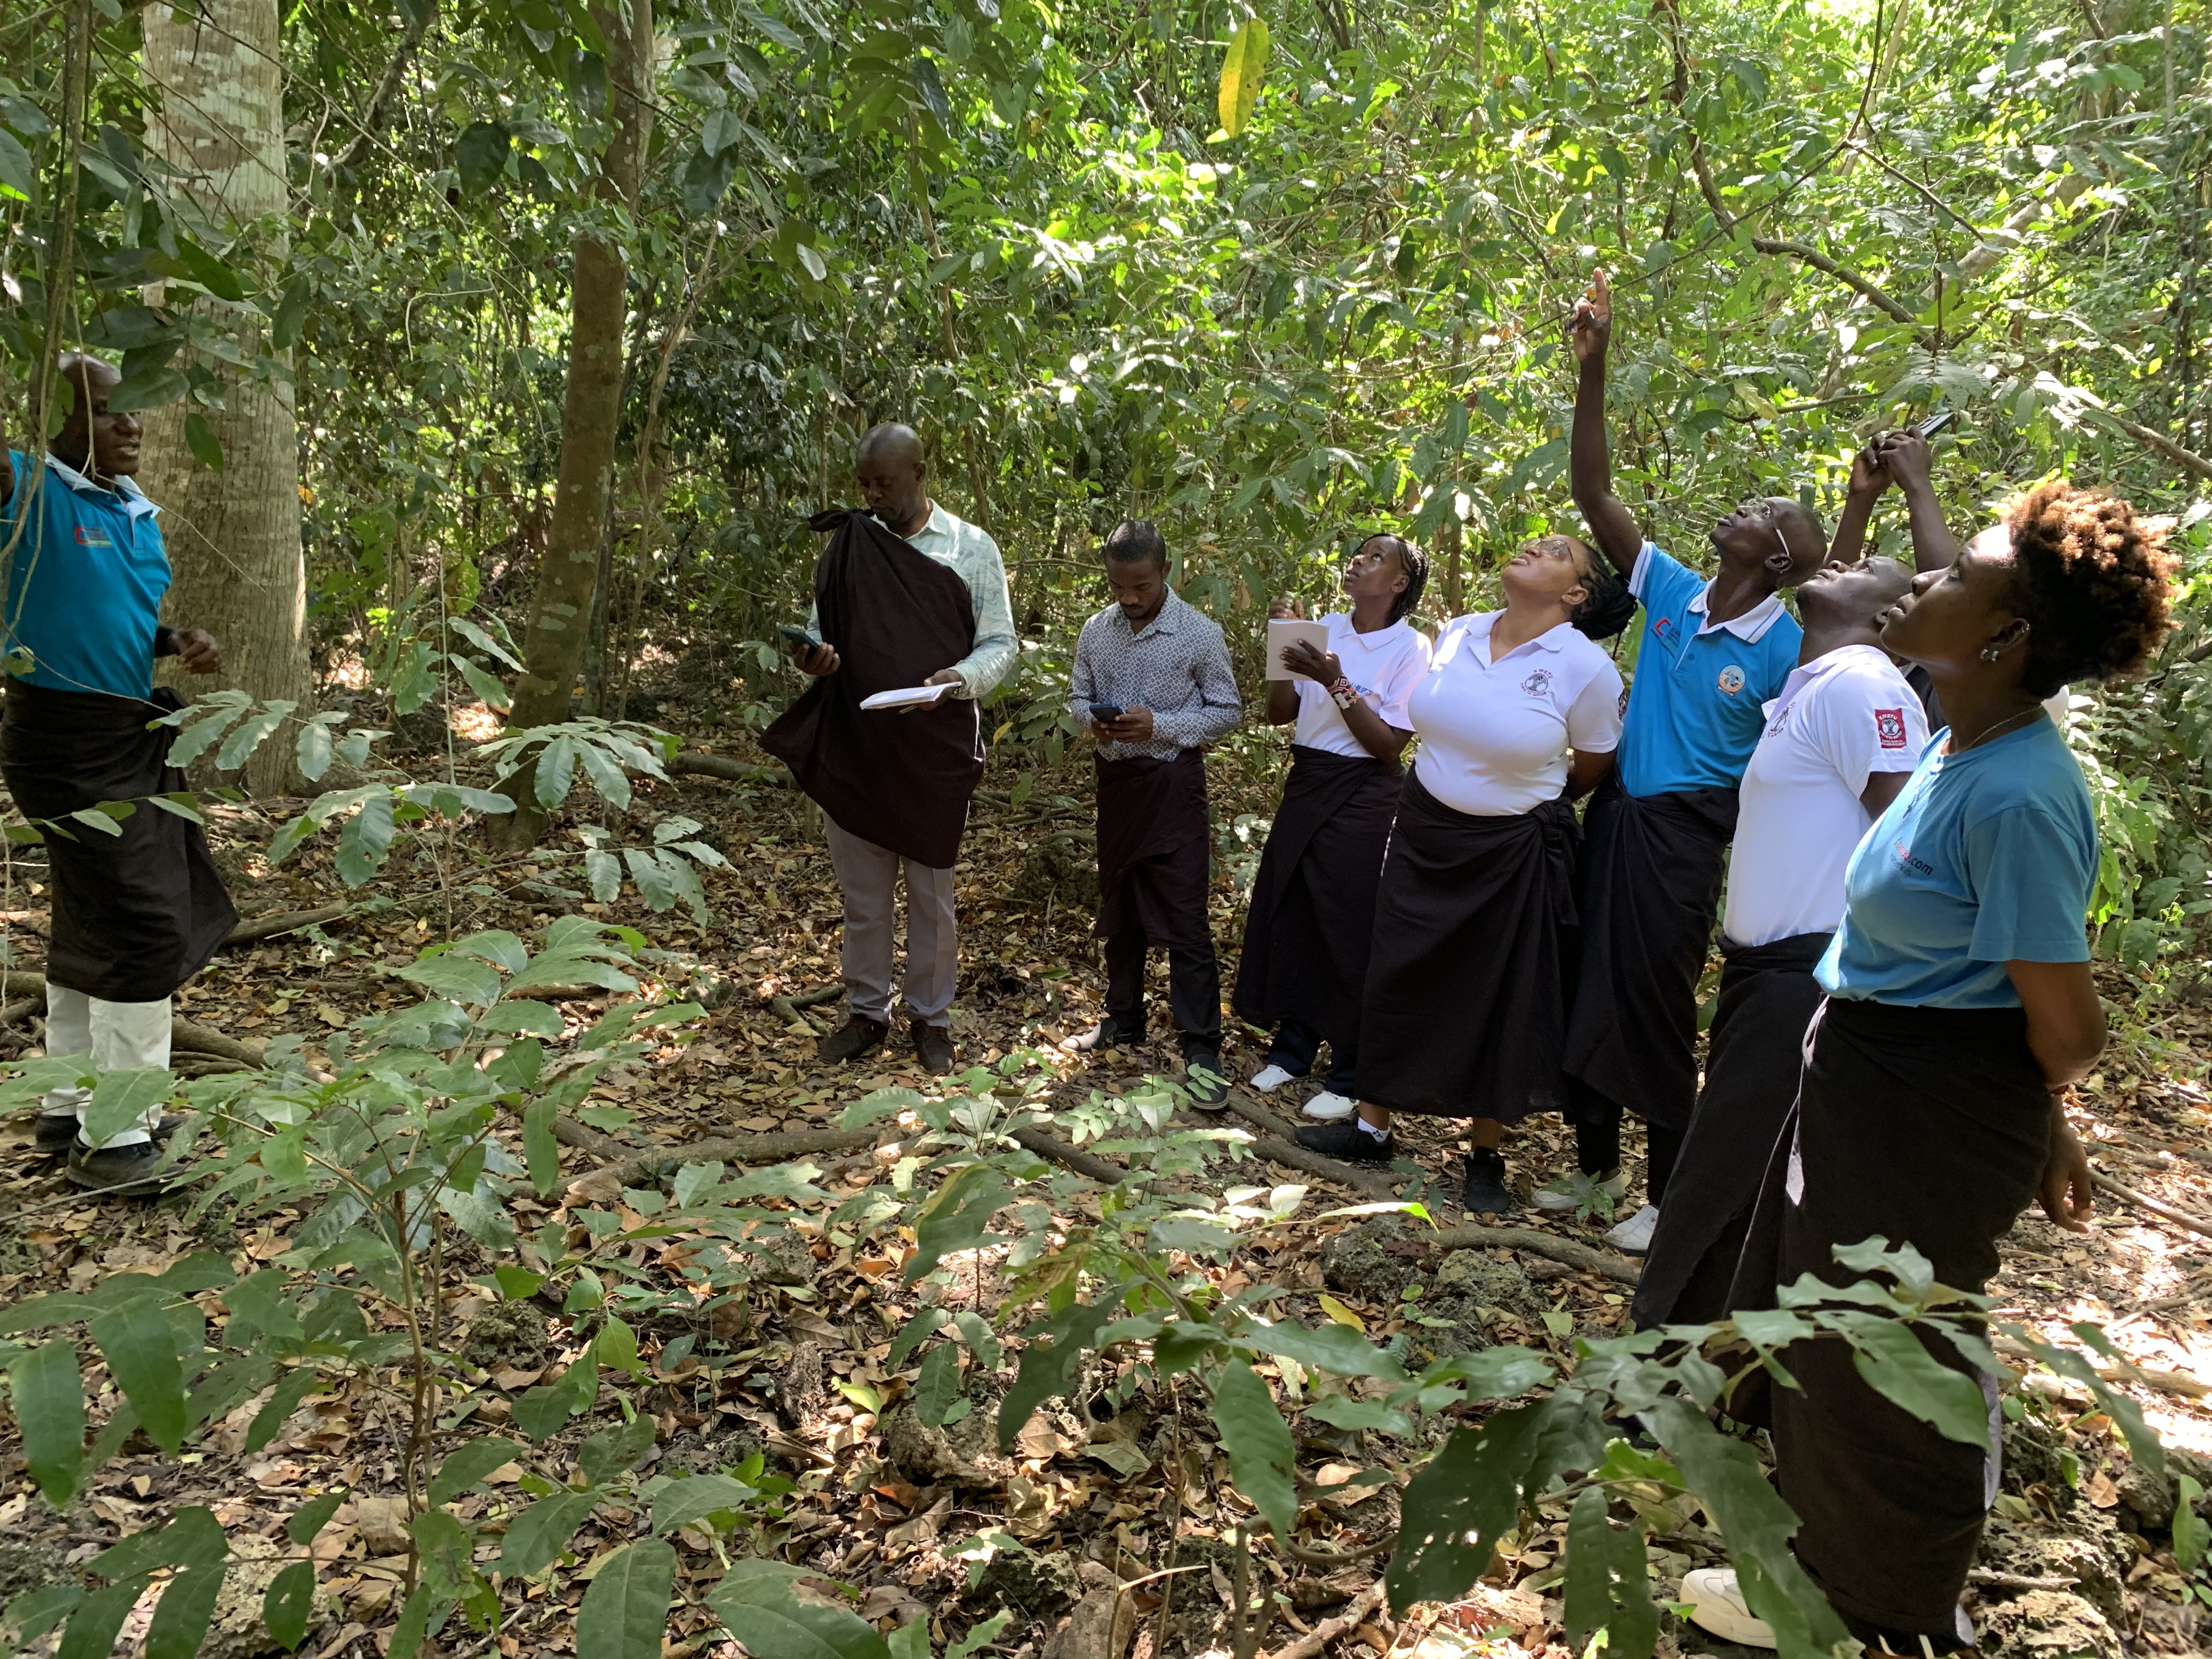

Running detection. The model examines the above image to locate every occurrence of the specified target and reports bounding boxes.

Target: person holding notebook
[1237,534,1431,1122]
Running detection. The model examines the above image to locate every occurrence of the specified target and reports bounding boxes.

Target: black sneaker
[1062,1019,1141,1055]
[817,1015,889,1063]
[36,1113,181,1156]
[66,1138,172,1196]
[1462,1147,1514,1216]
[1181,1047,1229,1111]
[911,1019,955,1076]
[1293,1119,1397,1165]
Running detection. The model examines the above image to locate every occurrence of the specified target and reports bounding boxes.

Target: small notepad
[1265,618,1331,680]
[859,682,955,711]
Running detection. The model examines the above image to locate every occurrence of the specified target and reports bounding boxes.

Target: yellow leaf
[1317,1293,1365,1332]
[1217,16,1271,139]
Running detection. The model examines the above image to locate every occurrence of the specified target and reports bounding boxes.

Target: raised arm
[1826,442,1892,566]
[1874,429,1962,574]
[1567,269,1644,577]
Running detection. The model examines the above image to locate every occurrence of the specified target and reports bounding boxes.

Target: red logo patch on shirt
[72,526,114,549]
[1876,708,1909,749]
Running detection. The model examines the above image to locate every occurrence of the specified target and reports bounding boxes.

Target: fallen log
[1421,1224,1643,1286]
[1212,1090,1399,1201]
[2089,1167,2212,1242]
[223,904,351,946]
[0,996,39,1030]
[1011,1124,1128,1184]
[555,1114,878,1193]
[171,1018,265,1066]
[769,982,843,1028]
[668,752,793,788]
[1261,1581,1387,1659]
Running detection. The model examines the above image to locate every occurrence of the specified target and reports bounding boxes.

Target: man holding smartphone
[1063,521,1242,1105]
[779,423,1015,1074]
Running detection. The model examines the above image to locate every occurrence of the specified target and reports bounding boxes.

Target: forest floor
[0,709,2206,1659]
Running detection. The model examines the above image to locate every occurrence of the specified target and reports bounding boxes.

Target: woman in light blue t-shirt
[1706,484,2172,1656]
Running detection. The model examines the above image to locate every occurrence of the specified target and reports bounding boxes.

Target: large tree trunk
[137,0,314,799]
[494,0,654,849]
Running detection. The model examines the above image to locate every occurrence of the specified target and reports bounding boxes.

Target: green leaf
[107,365,188,413]
[182,413,224,472]
[88,1300,187,1455]
[428,1440,523,1508]
[1243,1318,1407,1381]
[11,1340,85,1508]
[913,1345,963,1427]
[334,792,397,885]
[285,1488,349,1544]
[55,1576,148,1659]
[262,1560,315,1650]
[906,1163,1010,1282]
[651,1474,760,1535]
[2175,1475,2208,1571]
[177,237,247,302]
[1416,1346,1557,1399]
[524,1098,561,1197]
[710,1573,888,1659]
[1214,1359,1297,1539]
[0,129,32,201]
[450,654,512,714]
[579,1414,656,1486]
[887,1307,949,1369]
[456,122,512,194]
[1,1583,83,1651]
[998,1300,1116,1452]
[80,1069,173,1154]
[1387,1398,1558,1613]
[393,955,503,1007]
[498,1490,599,1576]
[247,1369,326,1452]
[1564,1486,1659,1659]
[575,1538,675,1659]
[533,736,579,808]
[623,845,678,911]
[143,1559,227,1659]
[1217,16,1270,138]
[269,279,311,351]
[1846,1320,1993,1448]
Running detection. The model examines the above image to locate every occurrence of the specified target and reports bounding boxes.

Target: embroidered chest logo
[1716,664,1746,696]
[72,526,114,549]
[1875,708,1909,749]
[1520,669,1553,696]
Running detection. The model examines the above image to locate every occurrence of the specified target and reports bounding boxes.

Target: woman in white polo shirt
[1295,533,1635,1214]
[1237,534,1433,1120]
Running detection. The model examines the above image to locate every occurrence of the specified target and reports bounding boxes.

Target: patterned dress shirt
[808,501,1017,699]
[1069,589,1243,760]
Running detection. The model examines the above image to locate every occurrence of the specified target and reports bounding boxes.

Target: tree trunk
[137,0,314,799]
[493,0,653,848]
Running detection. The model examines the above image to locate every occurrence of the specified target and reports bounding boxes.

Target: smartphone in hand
[1088,703,1124,724]
[777,624,816,647]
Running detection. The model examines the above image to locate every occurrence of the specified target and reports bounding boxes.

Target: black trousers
[1104,922,1221,1047]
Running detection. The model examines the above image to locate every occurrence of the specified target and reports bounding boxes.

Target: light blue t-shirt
[1816,717,2097,1008]
[0,450,171,699]
[1617,544,1803,797]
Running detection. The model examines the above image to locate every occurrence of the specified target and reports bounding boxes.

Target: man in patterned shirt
[1062,521,1242,1106]
[790,424,1016,1074]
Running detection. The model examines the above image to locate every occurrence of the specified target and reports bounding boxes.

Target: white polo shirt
[1408,612,1624,816]
[1723,643,1931,947]
[1290,614,1433,759]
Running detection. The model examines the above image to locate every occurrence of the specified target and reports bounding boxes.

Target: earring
[1980,646,2002,661]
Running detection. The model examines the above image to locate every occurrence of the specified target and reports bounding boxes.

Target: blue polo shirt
[1616,543,1802,797]
[1817,716,2096,1008]
[0,451,171,699]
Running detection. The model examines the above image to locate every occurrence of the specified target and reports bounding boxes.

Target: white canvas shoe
[1603,1202,1661,1255]
[1531,1166,1628,1212]
[1249,1064,1297,1092]
[1301,1090,1358,1121]
[1681,1567,1776,1649]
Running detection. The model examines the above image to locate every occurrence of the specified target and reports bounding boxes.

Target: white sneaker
[1250,1064,1297,1093]
[1531,1166,1628,1212]
[1603,1202,1661,1255]
[1681,1567,1776,1649]
[1301,1090,1358,1121]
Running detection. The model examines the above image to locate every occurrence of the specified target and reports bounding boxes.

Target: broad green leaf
[451,654,512,714]
[533,736,579,808]
[906,1163,1010,1282]
[80,1069,173,1154]
[393,955,503,1007]
[651,1474,760,1535]
[0,129,31,200]
[334,793,397,885]
[952,1311,1002,1370]
[711,1574,888,1659]
[285,1489,349,1545]
[1217,17,1270,138]
[2175,1475,2208,1571]
[88,1300,187,1455]
[1243,1317,1406,1380]
[262,1560,315,1650]
[1387,1398,1558,1613]
[574,737,632,811]
[579,1414,656,1486]
[840,1086,923,1131]
[1564,1486,1660,1659]
[143,1559,227,1659]
[215,702,296,771]
[1214,1359,1297,1539]
[497,1490,599,1576]
[997,1299,1116,1452]
[88,1506,228,1582]
[1846,1320,1992,1448]
[1416,1346,1556,1400]
[428,1440,524,1508]
[913,1345,963,1427]
[1304,1395,1413,1436]
[177,238,246,302]
[182,413,224,472]
[888,1307,949,1369]
[247,1369,327,1452]
[623,845,678,911]
[1,1583,83,1651]
[512,1358,595,1441]
[456,121,512,194]
[12,1340,85,1508]
[55,1576,148,1659]
[523,1098,560,1197]
[575,1538,675,1659]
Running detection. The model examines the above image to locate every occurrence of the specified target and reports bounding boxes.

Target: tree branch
[1689,145,1922,328]
[338,0,438,172]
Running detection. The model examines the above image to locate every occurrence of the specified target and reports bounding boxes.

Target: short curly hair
[2004,482,2175,698]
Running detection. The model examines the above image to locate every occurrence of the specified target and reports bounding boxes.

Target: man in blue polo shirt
[0,354,235,1194]
[1553,270,1825,1250]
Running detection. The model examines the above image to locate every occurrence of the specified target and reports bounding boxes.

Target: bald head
[50,354,140,482]
[855,423,930,535]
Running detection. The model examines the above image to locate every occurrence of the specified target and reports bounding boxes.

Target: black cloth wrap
[1353,771,1580,1122]
[0,681,237,1003]
[1629,930,1830,1330]
[1093,747,1212,950]
[759,509,982,870]
[1561,777,1739,1130]
[1233,744,1399,1037]
[1729,996,2050,1644]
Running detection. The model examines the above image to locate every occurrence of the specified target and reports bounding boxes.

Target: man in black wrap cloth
[1063,521,1241,1107]
[1562,270,1825,1254]
[765,424,1014,1076]
[1629,554,1924,1328]
[1,354,235,1193]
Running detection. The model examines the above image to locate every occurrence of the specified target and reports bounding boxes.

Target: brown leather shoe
[817,1015,888,1063]
[911,1020,955,1076]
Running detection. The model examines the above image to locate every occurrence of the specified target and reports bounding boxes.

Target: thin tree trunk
[494,0,653,848]
[137,0,314,798]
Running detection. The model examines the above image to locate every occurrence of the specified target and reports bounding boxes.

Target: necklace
[1950,704,2042,754]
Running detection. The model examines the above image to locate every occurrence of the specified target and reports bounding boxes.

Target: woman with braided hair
[1295,532,1638,1214]
[1682,483,2173,1655]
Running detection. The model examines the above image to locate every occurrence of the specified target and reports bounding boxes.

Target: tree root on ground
[769,981,844,1029]
[1419,1224,1643,1285]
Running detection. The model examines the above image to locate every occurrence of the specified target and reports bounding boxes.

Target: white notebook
[1265,618,1330,681]
[859,682,955,711]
